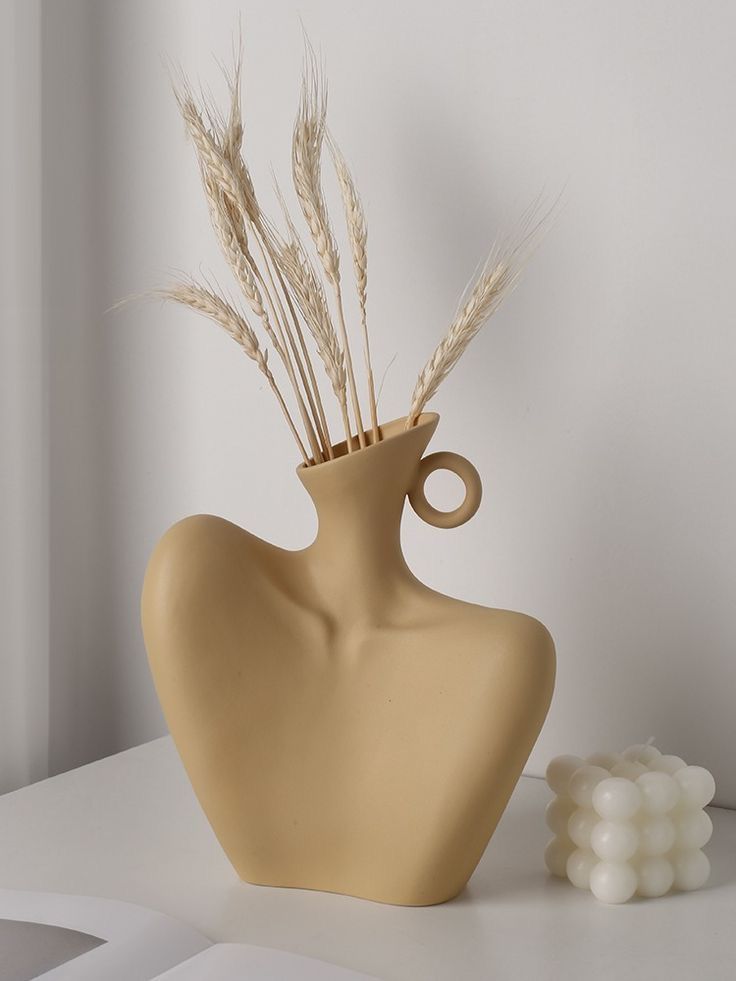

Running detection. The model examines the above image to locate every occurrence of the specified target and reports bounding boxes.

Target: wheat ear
[406,203,550,427]
[158,280,309,463]
[327,132,378,444]
[292,48,366,449]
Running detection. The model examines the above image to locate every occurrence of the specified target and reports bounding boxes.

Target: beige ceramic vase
[142,412,555,906]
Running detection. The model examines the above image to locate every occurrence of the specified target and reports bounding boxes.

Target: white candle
[544,743,715,903]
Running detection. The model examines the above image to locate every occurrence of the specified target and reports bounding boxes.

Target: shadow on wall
[44,0,123,775]
[383,51,736,807]
[577,406,733,761]
[390,76,507,314]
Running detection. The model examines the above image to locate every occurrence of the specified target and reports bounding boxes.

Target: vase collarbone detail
[142,413,555,905]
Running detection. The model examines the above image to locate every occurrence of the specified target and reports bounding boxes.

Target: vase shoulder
[143,511,554,666]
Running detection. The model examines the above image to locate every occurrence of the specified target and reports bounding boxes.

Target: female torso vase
[142,413,555,906]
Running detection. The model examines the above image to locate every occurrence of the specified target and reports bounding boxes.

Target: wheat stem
[272,257,334,458]
[266,370,312,466]
[158,281,309,463]
[268,202,350,452]
[328,133,378,444]
[249,245,325,463]
[333,282,366,447]
[277,217,353,457]
[256,231,332,458]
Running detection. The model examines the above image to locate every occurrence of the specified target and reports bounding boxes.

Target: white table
[0,737,733,980]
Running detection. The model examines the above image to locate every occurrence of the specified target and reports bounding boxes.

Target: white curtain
[0,0,130,794]
[0,0,49,793]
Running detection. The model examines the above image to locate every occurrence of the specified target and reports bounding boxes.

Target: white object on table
[0,888,377,981]
[545,744,716,904]
[0,737,734,981]
[0,890,209,980]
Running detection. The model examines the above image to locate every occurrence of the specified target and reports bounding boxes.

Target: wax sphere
[568,809,598,849]
[611,761,648,780]
[674,810,713,850]
[586,752,622,770]
[545,796,576,835]
[545,837,575,878]
[674,766,716,809]
[567,848,597,890]
[545,756,585,794]
[591,820,639,862]
[592,777,643,821]
[648,755,687,775]
[673,849,710,891]
[636,857,674,898]
[622,744,661,765]
[636,771,680,815]
[590,861,638,904]
[546,755,586,795]
[638,816,676,856]
[569,766,610,808]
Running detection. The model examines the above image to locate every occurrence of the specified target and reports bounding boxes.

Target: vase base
[236,871,467,907]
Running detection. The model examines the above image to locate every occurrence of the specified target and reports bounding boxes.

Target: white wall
[43,0,736,804]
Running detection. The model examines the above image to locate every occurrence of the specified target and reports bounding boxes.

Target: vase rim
[296,412,439,475]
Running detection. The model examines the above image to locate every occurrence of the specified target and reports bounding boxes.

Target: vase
[141,412,555,906]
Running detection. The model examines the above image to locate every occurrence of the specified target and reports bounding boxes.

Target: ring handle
[408,451,483,529]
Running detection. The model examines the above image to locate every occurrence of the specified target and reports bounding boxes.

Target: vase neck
[297,415,438,624]
[307,470,409,571]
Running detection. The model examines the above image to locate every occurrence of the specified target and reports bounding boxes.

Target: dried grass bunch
[161,43,548,465]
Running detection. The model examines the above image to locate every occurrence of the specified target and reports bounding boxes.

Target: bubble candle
[544,743,715,903]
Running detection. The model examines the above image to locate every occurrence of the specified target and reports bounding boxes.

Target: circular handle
[408,451,482,529]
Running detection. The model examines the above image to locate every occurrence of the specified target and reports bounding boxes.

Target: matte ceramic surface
[141,413,555,905]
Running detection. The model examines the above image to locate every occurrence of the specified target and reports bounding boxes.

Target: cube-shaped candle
[544,744,715,903]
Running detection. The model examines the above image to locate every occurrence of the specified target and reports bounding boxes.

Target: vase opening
[298,412,440,470]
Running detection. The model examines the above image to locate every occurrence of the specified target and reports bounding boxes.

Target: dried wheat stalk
[327,132,378,444]
[159,280,309,463]
[406,204,549,428]
[292,49,367,449]
[177,91,325,463]
[218,63,333,458]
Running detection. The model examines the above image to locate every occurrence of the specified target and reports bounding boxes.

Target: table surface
[0,737,734,981]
